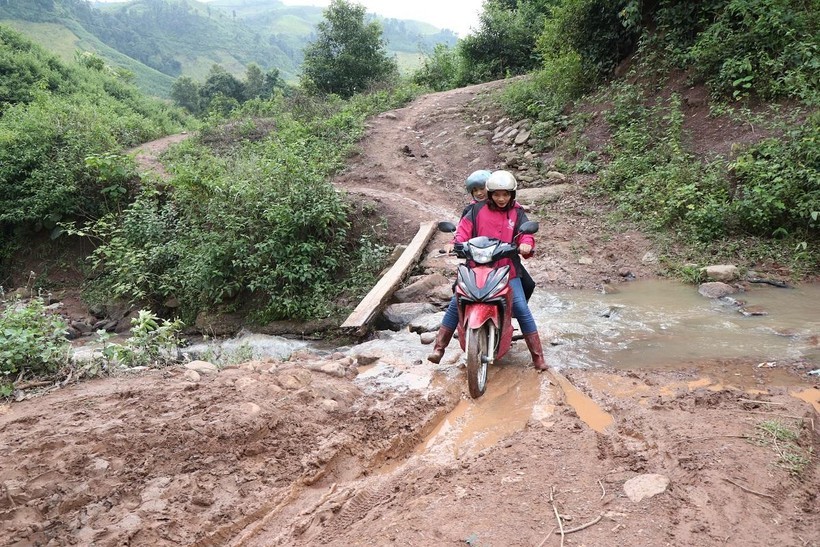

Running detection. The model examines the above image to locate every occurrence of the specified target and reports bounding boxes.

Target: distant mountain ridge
[0,0,458,97]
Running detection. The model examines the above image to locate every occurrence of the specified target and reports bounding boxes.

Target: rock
[516,185,571,207]
[623,473,670,502]
[701,265,739,282]
[183,370,201,382]
[379,112,398,120]
[381,302,438,330]
[641,251,658,264]
[185,360,218,374]
[408,311,445,333]
[698,282,737,299]
[420,332,436,344]
[70,321,94,334]
[578,257,594,265]
[240,402,261,415]
[276,369,312,390]
[234,377,255,390]
[115,310,140,333]
[545,170,567,182]
[739,305,769,316]
[514,129,531,145]
[394,273,450,302]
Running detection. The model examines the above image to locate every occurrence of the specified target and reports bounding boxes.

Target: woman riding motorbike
[427,170,547,371]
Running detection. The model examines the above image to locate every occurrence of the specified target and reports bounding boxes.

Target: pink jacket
[455,202,535,278]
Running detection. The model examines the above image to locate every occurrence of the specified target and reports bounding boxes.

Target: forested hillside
[0,0,457,97]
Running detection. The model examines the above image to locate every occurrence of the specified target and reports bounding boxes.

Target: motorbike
[438,219,539,398]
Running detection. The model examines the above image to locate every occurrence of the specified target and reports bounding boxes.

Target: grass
[753,420,813,476]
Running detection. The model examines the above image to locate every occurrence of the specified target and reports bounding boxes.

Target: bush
[687,0,820,104]
[85,86,418,322]
[729,113,820,237]
[0,298,70,386]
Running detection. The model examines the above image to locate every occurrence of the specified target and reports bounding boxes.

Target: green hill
[1,0,458,97]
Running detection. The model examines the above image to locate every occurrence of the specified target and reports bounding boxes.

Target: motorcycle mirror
[519,220,539,234]
[438,221,457,233]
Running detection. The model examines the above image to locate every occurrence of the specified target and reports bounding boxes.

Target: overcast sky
[92,0,484,37]
[279,0,484,37]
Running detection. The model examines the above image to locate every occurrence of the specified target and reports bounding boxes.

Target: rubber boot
[523,332,548,371]
[427,326,455,364]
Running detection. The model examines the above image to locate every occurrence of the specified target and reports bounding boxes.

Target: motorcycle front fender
[463,302,499,330]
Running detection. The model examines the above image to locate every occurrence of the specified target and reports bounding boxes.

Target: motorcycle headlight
[469,244,496,264]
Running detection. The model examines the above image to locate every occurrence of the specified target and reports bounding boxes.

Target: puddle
[530,280,820,370]
[791,387,820,413]
[416,366,545,461]
[549,372,614,433]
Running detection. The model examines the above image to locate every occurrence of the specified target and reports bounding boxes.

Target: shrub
[688,0,819,104]
[0,298,70,385]
[728,113,820,237]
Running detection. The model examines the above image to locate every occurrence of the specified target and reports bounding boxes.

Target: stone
[183,370,201,382]
[514,129,531,145]
[623,473,670,502]
[394,273,450,302]
[701,265,739,282]
[381,303,438,330]
[185,360,218,374]
[698,282,737,299]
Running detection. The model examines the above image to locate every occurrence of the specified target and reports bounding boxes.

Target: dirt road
[1,81,818,546]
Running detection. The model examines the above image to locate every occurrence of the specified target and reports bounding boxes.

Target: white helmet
[486,170,518,192]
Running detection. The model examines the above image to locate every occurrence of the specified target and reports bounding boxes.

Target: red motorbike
[438,219,539,398]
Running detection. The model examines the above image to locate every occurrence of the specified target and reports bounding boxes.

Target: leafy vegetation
[0,297,70,393]
[80,84,418,323]
[301,0,398,98]
[0,26,191,280]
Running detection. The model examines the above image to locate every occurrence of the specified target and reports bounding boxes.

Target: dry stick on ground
[723,477,775,499]
[564,514,603,534]
[738,398,786,406]
[550,486,565,547]
[598,479,605,500]
[535,526,555,547]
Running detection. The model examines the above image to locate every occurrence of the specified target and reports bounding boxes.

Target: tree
[199,64,245,104]
[300,0,397,98]
[244,63,266,101]
[170,76,202,115]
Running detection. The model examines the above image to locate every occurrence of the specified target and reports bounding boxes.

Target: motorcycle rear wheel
[466,325,490,398]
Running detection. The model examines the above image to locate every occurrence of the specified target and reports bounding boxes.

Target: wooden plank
[341,221,437,334]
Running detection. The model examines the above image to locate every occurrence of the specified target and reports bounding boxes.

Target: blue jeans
[441,277,537,335]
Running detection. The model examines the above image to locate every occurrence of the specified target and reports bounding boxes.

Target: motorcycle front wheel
[466,325,491,398]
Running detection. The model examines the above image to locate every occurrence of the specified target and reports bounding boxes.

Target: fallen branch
[723,477,774,499]
[13,380,52,390]
[550,486,565,547]
[564,514,603,534]
[727,409,805,420]
[598,479,605,500]
[738,398,786,406]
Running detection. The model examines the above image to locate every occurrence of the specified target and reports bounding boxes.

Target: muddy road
[1,80,818,546]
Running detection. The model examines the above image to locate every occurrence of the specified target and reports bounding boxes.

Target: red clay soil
[1,80,818,547]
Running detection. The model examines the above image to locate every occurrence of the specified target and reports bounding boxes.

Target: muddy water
[529,280,820,370]
[410,280,818,460]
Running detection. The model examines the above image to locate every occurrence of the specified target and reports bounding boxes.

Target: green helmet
[465,170,492,193]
